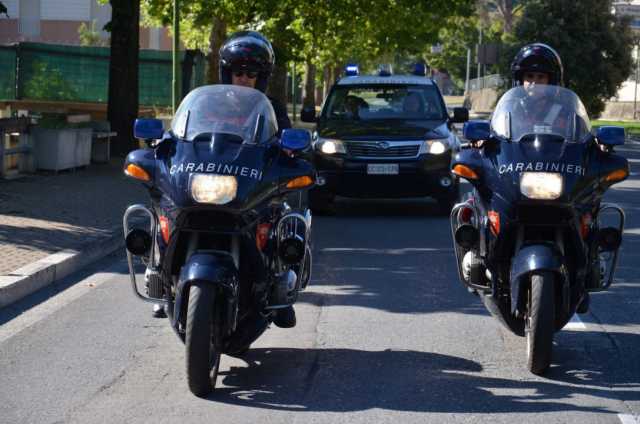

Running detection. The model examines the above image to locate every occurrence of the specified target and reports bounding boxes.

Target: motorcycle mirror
[463,120,490,142]
[134,118,164,145]
[280,129,311,153]
[596,126,625,147]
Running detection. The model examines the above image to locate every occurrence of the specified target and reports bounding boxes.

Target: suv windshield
[171,85,278,143]
[491,85,591,143]
[323,84,447,121]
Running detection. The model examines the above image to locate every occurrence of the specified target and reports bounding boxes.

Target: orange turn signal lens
[452,164,479,180]
[125,164,150,181]
[256,223,271,251]
[159,216,170,244]
[604,169,628,183]
[286,175,314,189]
[488,210,500,236]
[580,213,592,239]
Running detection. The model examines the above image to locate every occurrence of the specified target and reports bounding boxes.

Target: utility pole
[291,63,297,123]
[465,48,471,94]
[172,0,180,113]
[477,26,483,90]
[635,44,639,120]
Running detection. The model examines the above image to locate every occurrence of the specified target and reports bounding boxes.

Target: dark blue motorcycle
[450,85,628,374]
[122,85,315,396]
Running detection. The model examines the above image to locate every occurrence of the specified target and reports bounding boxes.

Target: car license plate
[367,164,399,175]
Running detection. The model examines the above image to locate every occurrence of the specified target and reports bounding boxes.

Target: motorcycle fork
[516,225,570,318]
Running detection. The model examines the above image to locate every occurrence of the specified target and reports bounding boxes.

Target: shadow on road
[206,346,638,414]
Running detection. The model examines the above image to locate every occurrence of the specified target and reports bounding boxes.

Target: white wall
[3,0,18,17]
[41,0,90,21]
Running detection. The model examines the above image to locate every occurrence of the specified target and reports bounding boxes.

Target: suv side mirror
[451,107,469,123]
[280,128,311,153]
[300,106,317,123]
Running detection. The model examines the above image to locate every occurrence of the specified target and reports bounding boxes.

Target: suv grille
[346,141,420,158]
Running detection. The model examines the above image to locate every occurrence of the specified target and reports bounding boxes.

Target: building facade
[0,0,172,50]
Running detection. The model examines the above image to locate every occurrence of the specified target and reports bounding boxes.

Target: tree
[506,0,634,116]
[107,1,140,156]
[0,1,8,18]
[78,20,109,47]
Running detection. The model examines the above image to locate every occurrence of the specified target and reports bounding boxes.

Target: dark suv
[301,74,469,214]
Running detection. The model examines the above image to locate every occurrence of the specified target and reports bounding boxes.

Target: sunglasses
[233,70,258,79]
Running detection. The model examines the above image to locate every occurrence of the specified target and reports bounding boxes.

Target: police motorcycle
[122,85,315,397]
[450,85,628,374]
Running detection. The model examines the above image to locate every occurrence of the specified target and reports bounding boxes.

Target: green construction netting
[0,46,16,100]
[1,42,205,107]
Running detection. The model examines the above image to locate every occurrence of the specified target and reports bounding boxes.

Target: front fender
[172,252,239,329]
[509,244,563,315]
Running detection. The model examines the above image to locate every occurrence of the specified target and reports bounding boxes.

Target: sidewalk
[0,159,147,308]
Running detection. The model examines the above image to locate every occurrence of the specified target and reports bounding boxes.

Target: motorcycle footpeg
[145,267,164,300]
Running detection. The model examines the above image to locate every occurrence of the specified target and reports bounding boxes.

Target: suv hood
[318,120,449,140]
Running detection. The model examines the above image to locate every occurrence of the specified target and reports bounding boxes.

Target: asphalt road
[2,144,640,424]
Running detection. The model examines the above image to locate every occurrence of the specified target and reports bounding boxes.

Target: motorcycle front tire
[526,271,555,375]
[185,282,221,397]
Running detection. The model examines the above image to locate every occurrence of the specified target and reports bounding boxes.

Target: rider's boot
[577,292,590,314]
[273,305,296,328]
[152,303,167,318]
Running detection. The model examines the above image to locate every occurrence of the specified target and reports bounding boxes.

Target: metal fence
[0,42,206,107]
[468,74,505,91]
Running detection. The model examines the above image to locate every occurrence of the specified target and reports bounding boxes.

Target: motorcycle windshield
[170,85,278,143]
[491,85,591,143]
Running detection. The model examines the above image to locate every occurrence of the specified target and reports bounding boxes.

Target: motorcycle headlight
[419,138,449,155]
[190,174,238,204]
[520,172,563,200]
[314,137,346,154]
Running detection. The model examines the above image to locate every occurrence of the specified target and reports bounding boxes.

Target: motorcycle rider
[470,43,566,148]
[510,43,578,138]
[154,31,299,328]
[465,43,592,312]
[219,31,292,136]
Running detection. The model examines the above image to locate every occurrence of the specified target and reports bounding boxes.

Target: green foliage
[78,20,109,47]
[23,62,77,101]
[501,0,635,117]
[141,0,475,70]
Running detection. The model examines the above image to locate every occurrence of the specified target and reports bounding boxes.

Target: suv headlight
[520,172,563,199]
[190,173,238,204]
[314,137,346,154]
[419,138,449,155]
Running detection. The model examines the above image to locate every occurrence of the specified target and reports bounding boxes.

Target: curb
[0,227,124,309]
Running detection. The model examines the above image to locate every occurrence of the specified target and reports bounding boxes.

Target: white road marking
[564,313,587,330]
[619,413,640,424]
[321,247,453,254]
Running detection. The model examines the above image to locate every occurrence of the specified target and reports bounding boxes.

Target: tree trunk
[267,61,288,105]
[323,64,331,99]
[181,49,196,98]
[206,16,226,84]
[107,0,139,157]
[303,60,316,108]
[499,0,514,35]
[332,65,341,86]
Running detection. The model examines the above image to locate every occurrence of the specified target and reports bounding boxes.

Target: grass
[592,119,640,136]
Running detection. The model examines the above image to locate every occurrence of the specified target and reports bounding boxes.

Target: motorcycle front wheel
[526,271,555,374]
[185,282,221,397]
